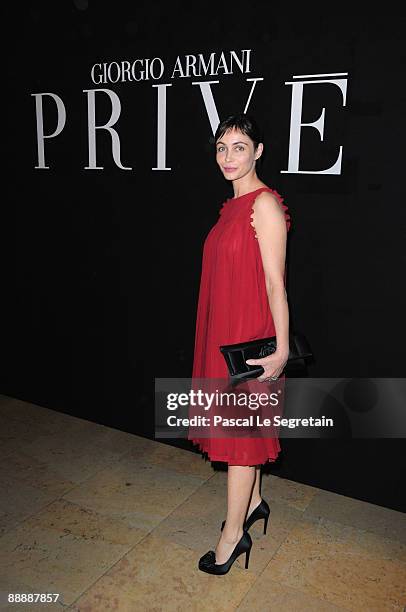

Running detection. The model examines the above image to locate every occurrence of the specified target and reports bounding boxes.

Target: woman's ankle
[222,524,244,543]
[248,496,262,513]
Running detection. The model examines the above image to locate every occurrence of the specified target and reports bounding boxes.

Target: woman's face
[215,128,263,181]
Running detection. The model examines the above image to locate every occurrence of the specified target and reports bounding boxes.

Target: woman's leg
[214,465,255,564]
[247,466,262,516]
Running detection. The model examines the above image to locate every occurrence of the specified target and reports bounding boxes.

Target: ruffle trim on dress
[249,188,292,239]
[190,439,280,466]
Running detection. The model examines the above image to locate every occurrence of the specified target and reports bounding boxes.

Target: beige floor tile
[243,499,308,575]
[303,488,406,544]
[119,442,215,480]
[0,473,56,537]
[0,499,147,606]
[0,395,156,465]
[237,578,350,611]
[63,459,206,531]
[70,533,255,612]
[0,450,76,498]
[0,413,53,460]
[25,499,147,547]
[261,473,319,512]
[107,432,164,458]
[150,471,227,552]
[12,427,137,485]
[260,517,406,611]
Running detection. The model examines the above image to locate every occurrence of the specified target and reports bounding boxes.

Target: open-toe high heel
[221,499,270,535]
[198,530,252,575]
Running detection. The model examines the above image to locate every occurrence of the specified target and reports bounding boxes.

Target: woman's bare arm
[246,191,289,381]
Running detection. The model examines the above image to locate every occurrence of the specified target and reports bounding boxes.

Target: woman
[189,113,291,574]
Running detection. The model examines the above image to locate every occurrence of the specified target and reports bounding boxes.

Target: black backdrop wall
[3,3,406,512]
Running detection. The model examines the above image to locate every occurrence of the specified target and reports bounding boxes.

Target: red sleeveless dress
[189,186,291,465]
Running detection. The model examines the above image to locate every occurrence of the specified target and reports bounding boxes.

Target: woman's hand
[246,348,289,382]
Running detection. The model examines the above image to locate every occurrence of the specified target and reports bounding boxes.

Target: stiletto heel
[198,531,252,575]
[220,498,270,535]
[245,548,251,569]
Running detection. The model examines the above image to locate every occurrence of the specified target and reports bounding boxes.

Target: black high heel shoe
[221,499,270,535]
[198,530,252,575]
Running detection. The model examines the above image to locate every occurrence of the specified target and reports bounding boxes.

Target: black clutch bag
[220,332,312,382]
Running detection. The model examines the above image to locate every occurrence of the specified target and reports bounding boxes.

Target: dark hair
[214,112,264,165]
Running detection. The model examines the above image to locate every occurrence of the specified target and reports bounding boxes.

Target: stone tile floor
[0,394,405,611]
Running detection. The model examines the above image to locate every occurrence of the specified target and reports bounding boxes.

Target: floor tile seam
[83,527,259,611]
[58,473,214,532]
[234,503,311,608]
[0,495,65,543]
[302,486,405,516]
[273,483,406,541]
[57,543,147,610]
[0,404,95,430]
[235,578,354,612]
[294,513,406,556]
[1,497,184,608]
[0,403,149,444]
[146,468,218,530]
[0,456,146,541]
[62,470,218,576]
[1,454,119,490]
[244,513,406,603]
[111,450,217,482]
[64,494,223,611]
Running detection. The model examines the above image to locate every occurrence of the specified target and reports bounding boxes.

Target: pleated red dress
[189,186,291,465]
